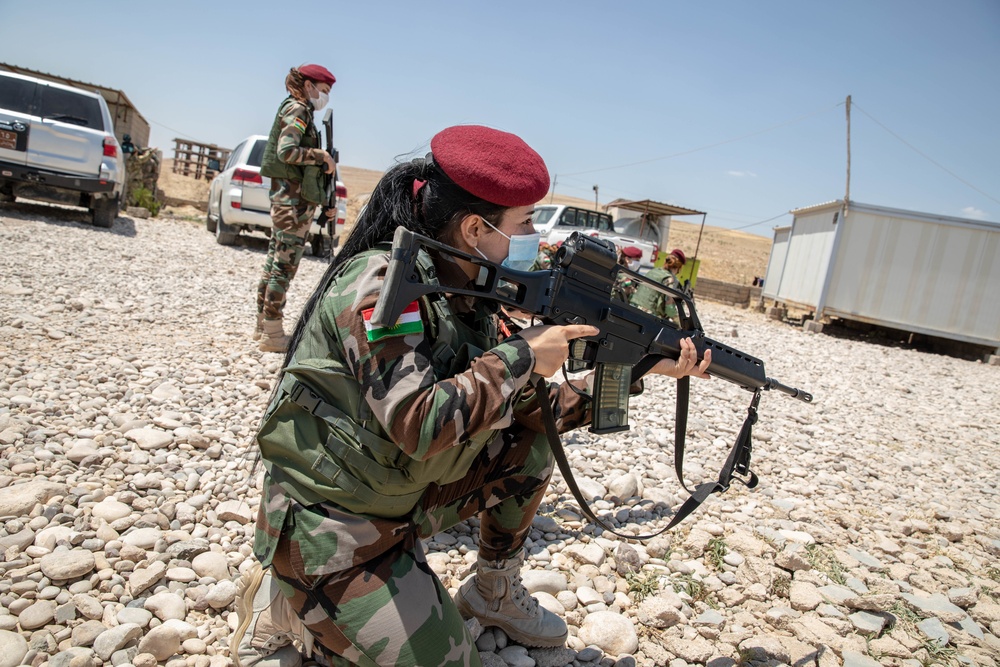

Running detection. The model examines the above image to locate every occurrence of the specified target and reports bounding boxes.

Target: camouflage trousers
[266,423,554,667]
[257,202,315,321]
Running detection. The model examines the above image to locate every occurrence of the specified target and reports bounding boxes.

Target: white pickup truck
[532,204,659,268]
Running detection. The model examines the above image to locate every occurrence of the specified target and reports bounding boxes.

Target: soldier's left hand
[652,337,711,379]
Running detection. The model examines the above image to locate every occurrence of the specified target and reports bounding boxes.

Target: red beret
[430,125,549,207]
[298,64,336,85]
[621,246,643,258]
[669,248,687,265]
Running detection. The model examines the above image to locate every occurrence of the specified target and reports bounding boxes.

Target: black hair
[278,156,506,367]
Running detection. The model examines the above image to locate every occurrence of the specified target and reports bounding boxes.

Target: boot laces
[508,572,539,616]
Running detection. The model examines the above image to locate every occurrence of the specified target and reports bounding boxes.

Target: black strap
[535,377,673,540]
[536,368,763,539]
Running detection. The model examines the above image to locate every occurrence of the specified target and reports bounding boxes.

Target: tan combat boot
[455,550,568,648]
[253,313,264,341]
[259,319,290,353]
[231,563,310,667]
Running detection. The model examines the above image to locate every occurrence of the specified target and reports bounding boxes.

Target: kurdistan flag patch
[292,118,307,133]
[362,301,423,342]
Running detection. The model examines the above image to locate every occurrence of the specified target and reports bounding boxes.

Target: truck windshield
[532,207,556,228]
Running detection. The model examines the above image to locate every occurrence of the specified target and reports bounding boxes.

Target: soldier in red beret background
[231,125,711,667]
[255,63,338,353]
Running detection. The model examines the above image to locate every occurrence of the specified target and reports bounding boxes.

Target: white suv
[206,134,347,256]
[532,204,659,268]
[0,71,125,227]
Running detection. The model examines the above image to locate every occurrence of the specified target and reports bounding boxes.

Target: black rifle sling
[668,382,761,529]
[534,377,673,540]
[535,368,762,539]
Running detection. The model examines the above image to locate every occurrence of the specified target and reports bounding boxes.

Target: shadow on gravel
[0,199,137,237]
[208,230,338,266]
[815,318,994,363]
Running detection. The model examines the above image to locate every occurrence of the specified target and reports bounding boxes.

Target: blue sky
[4,1,998,236]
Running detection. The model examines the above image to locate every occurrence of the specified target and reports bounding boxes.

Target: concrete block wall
[692,278,761,308]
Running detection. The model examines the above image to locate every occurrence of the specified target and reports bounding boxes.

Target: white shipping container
[765,200,1000,350]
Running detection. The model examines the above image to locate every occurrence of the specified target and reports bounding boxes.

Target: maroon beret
[298,64,336,85]
[621,246,643,258]
[430,125,549,207]
[669,248,687,265]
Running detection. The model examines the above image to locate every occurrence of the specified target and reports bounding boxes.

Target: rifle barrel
[764,378,813,403]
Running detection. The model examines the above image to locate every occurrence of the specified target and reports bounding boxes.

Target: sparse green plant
[986,566,1000,582]
[884,601,924,635]
[625,570,661,602]
[706,536,728,569]
[673,573,716,608]
[915,639,958,667]
[735,647,754,667]
[128,186,162,216]
[769,573,791,598]
[804,543,847,585]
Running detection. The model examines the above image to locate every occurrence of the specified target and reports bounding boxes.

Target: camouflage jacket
[629,267,680,321]
[255,247,594,574]
[260,96,326,205]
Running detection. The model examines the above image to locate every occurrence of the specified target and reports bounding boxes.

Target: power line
[852,103,1000,207]
[560,101,843,177]
[148,117,200,142]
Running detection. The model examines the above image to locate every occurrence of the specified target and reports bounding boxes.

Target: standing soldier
[629,248,687,324]
[255,63,338,353]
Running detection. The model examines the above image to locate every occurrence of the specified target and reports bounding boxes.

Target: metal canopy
[607,198,705,217]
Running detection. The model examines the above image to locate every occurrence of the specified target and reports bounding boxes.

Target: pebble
[0,210,998,666]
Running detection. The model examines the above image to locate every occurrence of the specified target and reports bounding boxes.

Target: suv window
[247,139,266,168]
[559,209,578,226]
[0,76,37,115]
[38,86,104,130]
[226,141,246,170]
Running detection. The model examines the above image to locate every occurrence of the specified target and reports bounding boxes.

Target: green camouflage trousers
[263,423,554,667]
[257,201,315,320]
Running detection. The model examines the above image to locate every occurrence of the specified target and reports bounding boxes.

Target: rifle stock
[372,227,812,434]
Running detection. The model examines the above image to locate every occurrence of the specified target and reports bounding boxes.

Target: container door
[28,83,106,177]
[0,75,36,166]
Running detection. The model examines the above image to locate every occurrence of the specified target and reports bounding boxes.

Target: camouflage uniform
[257,97,327,321]
[629,266,681,323]
[254,247,594,666]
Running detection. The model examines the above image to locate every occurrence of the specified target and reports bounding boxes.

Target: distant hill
[159,162,771,285]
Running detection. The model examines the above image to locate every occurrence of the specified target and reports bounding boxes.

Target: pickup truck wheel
[91,196,119,228]
[310,233,326,258]
[215,210,239,245]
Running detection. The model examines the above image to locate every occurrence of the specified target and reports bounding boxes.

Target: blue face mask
[476,219,541,271]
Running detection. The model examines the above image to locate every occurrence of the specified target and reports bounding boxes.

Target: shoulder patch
[362,301,424,341]
[291,118,307,133]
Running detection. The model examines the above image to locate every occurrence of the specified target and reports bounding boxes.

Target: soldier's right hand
[517,324,599,377]
[321,152,336,175]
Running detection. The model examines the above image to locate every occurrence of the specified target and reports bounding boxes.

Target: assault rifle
[372,227,813,535]
[320,109,340,262]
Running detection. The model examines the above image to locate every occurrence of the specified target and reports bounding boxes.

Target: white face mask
[627,259,640,272]
[476,218,541,271]
[310,91,329,110]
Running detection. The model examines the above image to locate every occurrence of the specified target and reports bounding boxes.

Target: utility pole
[593,184,599,211]
[549,175,557,204]
[845,95,852,217]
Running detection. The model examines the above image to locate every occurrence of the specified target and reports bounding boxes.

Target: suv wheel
[215,209,239,245]
[206,203,218,233]
[91,195,119,228]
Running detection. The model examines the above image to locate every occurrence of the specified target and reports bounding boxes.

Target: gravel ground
[1,205,998,667]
